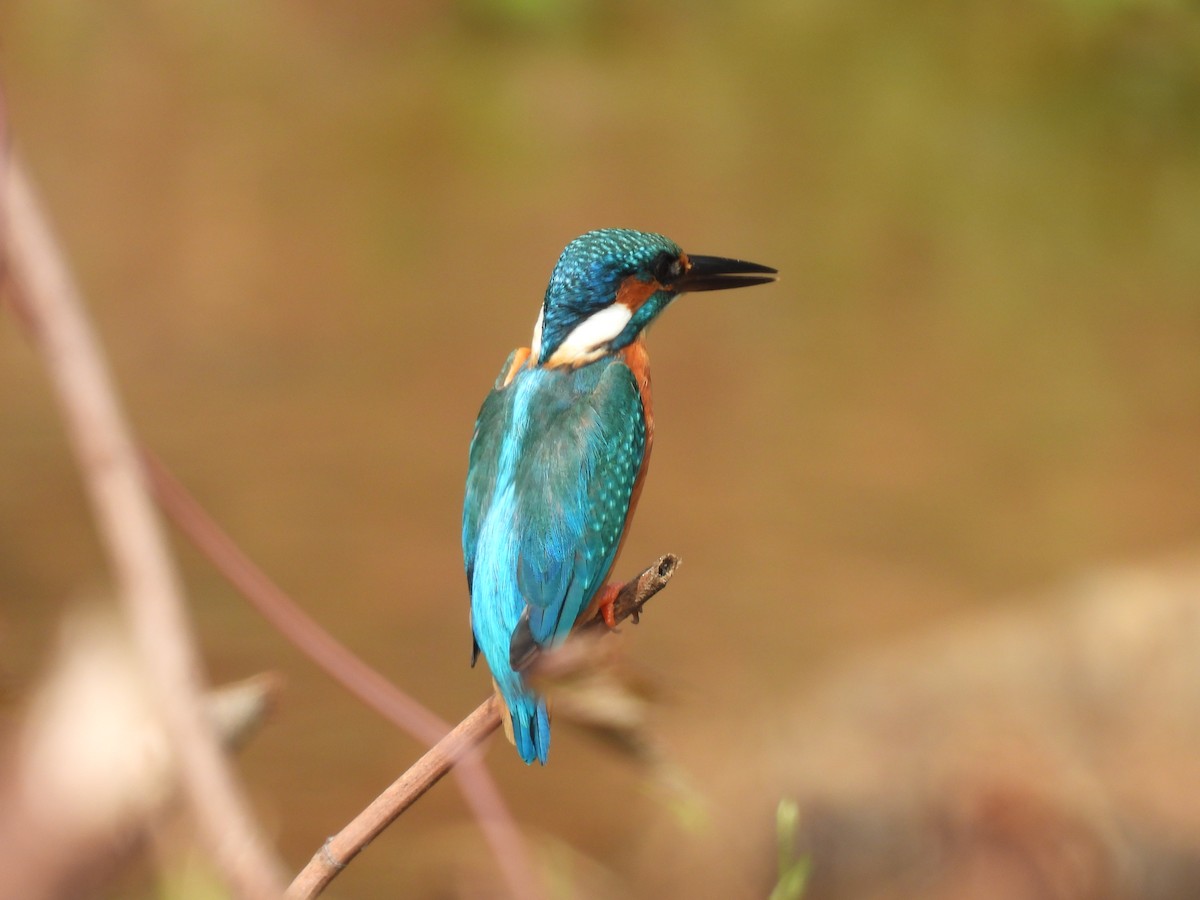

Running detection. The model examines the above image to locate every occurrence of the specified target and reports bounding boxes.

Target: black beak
[673,254,777,293]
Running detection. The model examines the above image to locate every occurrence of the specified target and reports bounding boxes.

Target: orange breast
[618,336,654,543]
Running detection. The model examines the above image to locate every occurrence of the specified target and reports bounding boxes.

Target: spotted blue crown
[537,229,682,362]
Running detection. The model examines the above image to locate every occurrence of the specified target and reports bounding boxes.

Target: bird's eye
[652,252,684,286]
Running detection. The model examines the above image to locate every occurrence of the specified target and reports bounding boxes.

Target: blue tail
[466,487,552,764]
[507,689,550,765]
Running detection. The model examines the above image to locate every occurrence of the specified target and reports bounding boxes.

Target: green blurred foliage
[771,798,811,900]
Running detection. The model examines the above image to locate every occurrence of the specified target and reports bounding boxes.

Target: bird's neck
[502,336,652,413]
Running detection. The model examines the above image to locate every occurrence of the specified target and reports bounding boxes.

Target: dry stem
[286,554,679,899]
[2,154,287,896]
[142,451,543,900]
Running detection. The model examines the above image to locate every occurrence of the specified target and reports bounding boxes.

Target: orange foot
[595,582,621,628]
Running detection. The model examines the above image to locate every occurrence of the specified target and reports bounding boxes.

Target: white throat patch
[531,308,545,361]
[543,304,633,367]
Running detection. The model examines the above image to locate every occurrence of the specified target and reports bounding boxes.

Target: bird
[462,228,776,765]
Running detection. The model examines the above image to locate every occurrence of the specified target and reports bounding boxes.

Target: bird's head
[532,229,776,367]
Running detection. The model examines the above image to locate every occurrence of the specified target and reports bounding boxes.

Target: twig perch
[286,554,680,900]
[142,450,543,900]
[1,154,288,896]
[578,554,680,634]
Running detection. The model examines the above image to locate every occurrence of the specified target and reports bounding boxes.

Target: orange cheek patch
[615,275,662,313]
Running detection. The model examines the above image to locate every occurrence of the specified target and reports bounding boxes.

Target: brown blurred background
[1,1,1199,897]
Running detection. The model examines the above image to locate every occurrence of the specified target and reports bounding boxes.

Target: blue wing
[509,362,646,653]
[464,354,646,649]
[463,351,520,599]
[462,353,646,763]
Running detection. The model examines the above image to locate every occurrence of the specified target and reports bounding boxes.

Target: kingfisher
[462,228,776,765]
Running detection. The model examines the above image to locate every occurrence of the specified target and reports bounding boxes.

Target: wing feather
[512,361,646,649]
[462,350,522,593]
[463,353,647,671]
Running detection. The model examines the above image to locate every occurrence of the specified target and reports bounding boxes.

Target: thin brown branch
[287,697,503,900]
[580,554,680,634]
[1,154,287,897]
[286,555,680,900]
[141,451,543,900]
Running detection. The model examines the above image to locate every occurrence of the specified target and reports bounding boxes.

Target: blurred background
[2,1,1199,897]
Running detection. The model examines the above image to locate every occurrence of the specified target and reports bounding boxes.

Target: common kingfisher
[462,229,776,765]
